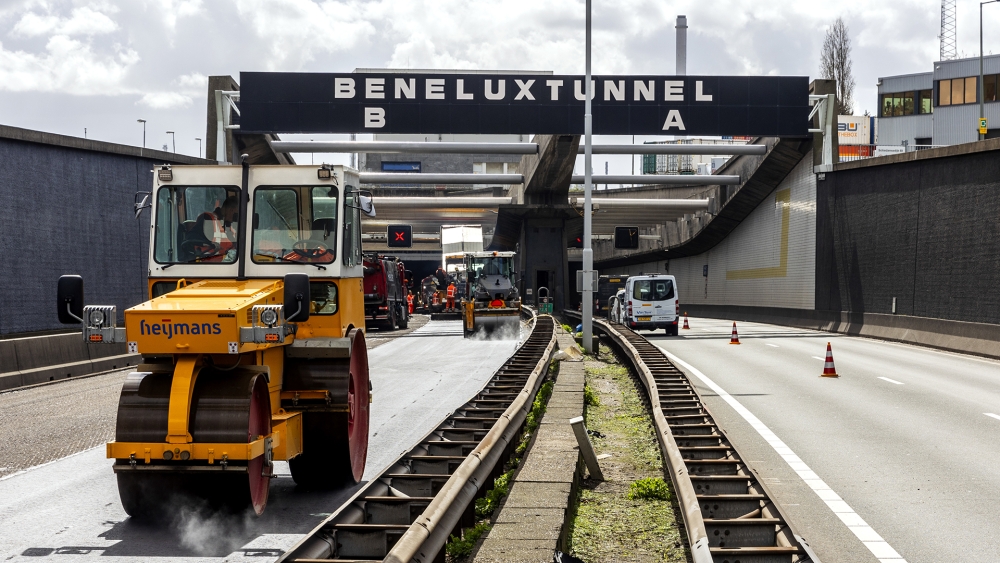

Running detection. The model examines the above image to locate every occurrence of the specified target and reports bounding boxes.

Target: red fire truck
[363,254,410,330]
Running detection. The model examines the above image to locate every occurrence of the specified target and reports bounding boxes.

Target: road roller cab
[57,163,373,518]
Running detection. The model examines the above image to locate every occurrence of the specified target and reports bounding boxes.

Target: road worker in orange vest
[407,291,415,315]
[446,282,456,312]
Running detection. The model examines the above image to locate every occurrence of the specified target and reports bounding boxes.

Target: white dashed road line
[766,343,780,348]
[984,413,1000,421]
[659,347,909,563]
[878,377,904,385]
[812,356,825,361]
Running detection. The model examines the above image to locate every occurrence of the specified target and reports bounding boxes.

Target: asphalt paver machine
[57,162,372,518]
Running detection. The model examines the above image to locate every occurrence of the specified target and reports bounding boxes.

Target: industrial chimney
[676,15,687,75]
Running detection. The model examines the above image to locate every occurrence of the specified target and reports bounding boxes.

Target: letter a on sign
[662,110,686,131]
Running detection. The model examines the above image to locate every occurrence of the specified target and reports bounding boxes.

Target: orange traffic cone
[729,322,741,345]
[821,342,839,377]
[682,313,690,330]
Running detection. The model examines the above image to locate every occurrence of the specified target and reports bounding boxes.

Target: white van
[622,274,679,335]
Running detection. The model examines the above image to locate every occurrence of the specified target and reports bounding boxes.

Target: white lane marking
[878,377,904,385]
[701,328,712,332]
[766,343,780,348]
[984,413,1000,421]
[658,347,909,563]
[812,356,825,361]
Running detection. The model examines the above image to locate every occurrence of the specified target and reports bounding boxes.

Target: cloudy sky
[1,0,997,170]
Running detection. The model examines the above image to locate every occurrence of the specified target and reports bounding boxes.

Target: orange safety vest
[447,285,456,298]
[407,294,414,305]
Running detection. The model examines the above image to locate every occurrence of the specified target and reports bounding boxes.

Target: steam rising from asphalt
[172,503,254,555]
[468,319,523,342]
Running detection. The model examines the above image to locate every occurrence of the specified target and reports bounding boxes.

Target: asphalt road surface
[647,317,1000,563]
[0,319,520,562]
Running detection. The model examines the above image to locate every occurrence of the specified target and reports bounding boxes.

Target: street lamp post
[166,131,176,153]
[582,0,594,353]
[137,119,146,148]
[980,0,999,141]
[195,137,202,158]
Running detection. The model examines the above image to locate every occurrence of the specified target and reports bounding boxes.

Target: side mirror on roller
[284,273,311,323]
[57,275,85,324]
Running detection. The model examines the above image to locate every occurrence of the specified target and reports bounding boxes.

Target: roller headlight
[88,309,105,327]
[260,308,278,327]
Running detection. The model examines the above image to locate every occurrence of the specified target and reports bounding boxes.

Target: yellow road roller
[57,162,373,518]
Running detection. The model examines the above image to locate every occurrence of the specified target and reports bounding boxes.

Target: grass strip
[567,349,688,562]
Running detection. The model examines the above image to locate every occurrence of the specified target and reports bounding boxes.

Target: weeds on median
[445,521,492,559]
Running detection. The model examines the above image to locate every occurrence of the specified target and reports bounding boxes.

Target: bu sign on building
[239,72,809,137]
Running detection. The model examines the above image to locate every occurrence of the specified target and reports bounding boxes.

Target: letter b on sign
[365,107,385,128]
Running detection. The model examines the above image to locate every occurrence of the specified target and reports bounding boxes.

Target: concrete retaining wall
[681,304,1000,359]
[0,125,209,337]
[0,333,136,390]
[0,124,206,388]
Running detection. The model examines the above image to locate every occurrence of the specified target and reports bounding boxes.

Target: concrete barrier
[682,305,1000,359]
[0,332,138,391]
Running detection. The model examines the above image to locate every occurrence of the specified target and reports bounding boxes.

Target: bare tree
[820,17,856,115]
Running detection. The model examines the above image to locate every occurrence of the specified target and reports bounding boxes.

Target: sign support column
[582,0,594,353]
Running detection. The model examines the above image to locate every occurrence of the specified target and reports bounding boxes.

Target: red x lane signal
[387,224,412,248]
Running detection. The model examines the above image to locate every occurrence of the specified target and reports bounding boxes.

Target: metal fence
[838,144,947,162]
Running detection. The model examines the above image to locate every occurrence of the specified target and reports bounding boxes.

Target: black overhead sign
[239,72,809,137]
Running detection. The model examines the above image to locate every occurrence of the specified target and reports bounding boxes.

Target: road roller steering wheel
[180,239,220,260]
[289,239,331,261]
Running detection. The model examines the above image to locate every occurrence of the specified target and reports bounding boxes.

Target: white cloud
[135,72,206,108]
[176,71,207,90]
[141,0,203,32]
[11,6,119,37]
[138,91,192,108]
[233,0,377,70]
[0,35,138,94]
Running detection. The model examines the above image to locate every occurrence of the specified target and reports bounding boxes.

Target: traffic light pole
[582,0,594,354]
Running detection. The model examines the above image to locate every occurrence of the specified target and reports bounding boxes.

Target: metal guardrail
[564,311,820,563]
[277,310,556,563]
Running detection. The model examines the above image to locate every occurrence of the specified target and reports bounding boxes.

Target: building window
[985,74,998,103]
[918,89,933,114]
[381,161,421,172]
[880,91,922,117]
[938,77,977,106]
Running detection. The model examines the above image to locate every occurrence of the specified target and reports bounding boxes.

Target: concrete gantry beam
[271,140,765,156]
[568,197,710,210]
[372,196,513,207]
[571,174,740,185]
[580,144,767,156]
[272,141,540,155]
[360,173,522,184]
